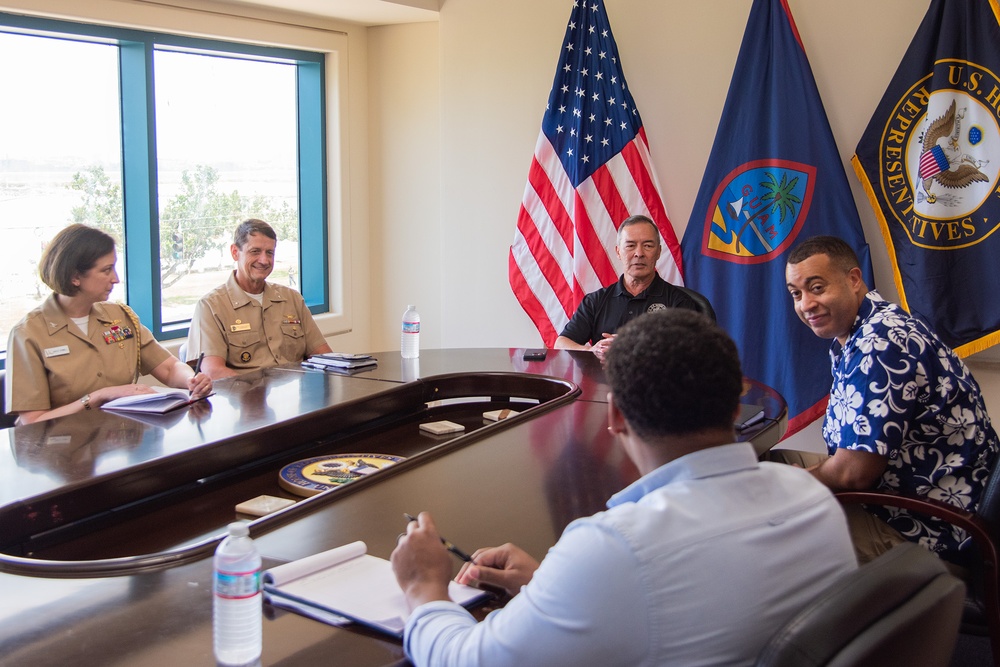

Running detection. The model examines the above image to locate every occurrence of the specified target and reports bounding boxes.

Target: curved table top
[0,348,787,667]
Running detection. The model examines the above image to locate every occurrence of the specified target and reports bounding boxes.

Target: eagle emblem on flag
[852,0,1000,355]
[916,98,991,205]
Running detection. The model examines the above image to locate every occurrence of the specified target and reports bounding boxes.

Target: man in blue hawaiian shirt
[779,235,998,568]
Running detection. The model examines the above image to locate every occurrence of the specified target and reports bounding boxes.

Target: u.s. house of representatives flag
[681,0,872,438]
[509,0,683,346]
[853,0,1000,356]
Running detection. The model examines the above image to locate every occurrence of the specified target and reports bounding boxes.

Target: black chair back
[675,285,716,321]
[756,542,965,667]
[963,449,1000,636]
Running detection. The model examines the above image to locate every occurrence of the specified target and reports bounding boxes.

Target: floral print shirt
[824,292,998,563]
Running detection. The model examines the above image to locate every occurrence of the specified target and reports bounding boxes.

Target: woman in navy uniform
[5,224,212,425]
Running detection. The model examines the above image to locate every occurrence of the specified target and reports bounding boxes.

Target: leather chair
[756,542,965,667]
[836,464,1000,662]
[0,369,17,429]
[675,285,716,321]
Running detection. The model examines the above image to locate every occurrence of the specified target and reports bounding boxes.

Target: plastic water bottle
[401,305,420,359]
[213,521,262,666]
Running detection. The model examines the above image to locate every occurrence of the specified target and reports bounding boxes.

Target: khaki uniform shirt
[186,271,327,373]
[5,294,172,413]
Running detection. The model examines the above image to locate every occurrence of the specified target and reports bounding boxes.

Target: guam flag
[853,0,1000,356]
[681,0,872,438]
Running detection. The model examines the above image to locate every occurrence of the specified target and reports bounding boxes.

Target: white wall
[367,21,442,352]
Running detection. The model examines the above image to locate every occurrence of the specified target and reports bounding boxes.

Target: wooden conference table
[0,348,786,667]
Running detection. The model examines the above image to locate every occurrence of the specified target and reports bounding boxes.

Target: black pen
[190,352,205,397]
[404,513,475,563]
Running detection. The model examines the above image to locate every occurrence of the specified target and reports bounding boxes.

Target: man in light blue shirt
[391,310,857,667]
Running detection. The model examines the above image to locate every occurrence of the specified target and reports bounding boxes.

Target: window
[0,31,127,343]
[0,13,328,364]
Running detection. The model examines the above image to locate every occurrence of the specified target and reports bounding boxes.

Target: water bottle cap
[227,521,250,538]
[406,305,416,310]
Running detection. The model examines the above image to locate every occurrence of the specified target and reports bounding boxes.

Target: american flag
[508,0,683,346]
[918,144,948,180]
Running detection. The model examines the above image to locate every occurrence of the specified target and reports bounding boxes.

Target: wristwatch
[80,394,92,410]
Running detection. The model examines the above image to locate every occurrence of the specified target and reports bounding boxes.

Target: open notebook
[100,386,212,414]
[263,541,491,638]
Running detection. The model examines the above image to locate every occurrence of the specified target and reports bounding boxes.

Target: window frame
[0,11,329,345]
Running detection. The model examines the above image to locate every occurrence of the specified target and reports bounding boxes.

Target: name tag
[46,435,72,446]
[230,322,253,332]
[44,345,70,358]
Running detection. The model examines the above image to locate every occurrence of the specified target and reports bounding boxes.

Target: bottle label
[402,322,420,334]
[214,570,261,600]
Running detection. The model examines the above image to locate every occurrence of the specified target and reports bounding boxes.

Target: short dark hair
[38,224,116,296]
[788,236,860,274]
[617,214,660,246]
[605,309,743,438]
[233,218,277,249]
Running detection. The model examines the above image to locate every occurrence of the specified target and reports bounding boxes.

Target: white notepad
[263,541,489,638]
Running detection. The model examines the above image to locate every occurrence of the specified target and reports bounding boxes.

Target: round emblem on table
[278,453,406,497]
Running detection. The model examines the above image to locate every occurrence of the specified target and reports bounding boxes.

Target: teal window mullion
[118,40,163,334]
[297,60,328,313]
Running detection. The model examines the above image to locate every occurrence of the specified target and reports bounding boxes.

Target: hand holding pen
[404,513,475,562]
[400,513,516,599]
[187,352,212,399]
[390,511,461,608]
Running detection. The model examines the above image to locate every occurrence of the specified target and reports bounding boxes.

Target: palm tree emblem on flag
[703,159,815,264]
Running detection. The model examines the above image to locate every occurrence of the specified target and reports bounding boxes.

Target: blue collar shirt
[403,442,857,667]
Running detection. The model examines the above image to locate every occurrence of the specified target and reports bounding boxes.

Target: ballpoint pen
[190,352,205,397]
[404,513,475,562]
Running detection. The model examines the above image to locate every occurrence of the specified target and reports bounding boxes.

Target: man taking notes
[392,310,857,667]
[554,214,699,359]
[186,219,332,379]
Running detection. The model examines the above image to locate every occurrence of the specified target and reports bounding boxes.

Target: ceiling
[215,0,439,26]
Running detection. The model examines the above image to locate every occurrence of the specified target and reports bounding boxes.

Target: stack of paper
[302,353,377,374]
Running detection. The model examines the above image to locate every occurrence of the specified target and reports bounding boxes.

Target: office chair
[675,285,716,321]
[756,542,965,667]
[0,370,17,429]
[836,463,1000,662]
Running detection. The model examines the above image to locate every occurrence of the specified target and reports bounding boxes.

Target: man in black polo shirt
[555,215,698,359]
